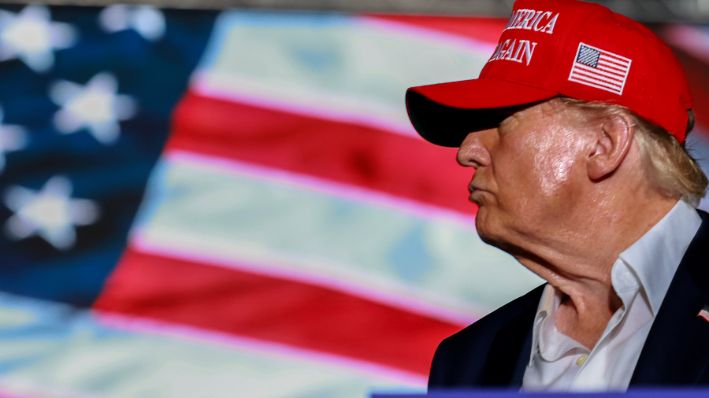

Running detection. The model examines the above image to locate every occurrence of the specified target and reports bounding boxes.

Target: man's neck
[514,193,679,349]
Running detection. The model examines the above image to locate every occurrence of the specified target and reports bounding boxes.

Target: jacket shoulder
[429,283,545,388]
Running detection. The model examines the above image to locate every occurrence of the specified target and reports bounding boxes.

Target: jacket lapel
[630,210,709,385]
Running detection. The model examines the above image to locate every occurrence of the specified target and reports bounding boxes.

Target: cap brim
[405,78,557,147]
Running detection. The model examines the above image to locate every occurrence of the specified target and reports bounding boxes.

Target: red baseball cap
[406,0,693,146]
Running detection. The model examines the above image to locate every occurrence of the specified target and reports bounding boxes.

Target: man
[405,0,709,391]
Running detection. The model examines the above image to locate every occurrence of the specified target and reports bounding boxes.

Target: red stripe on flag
[168,91,475,215]
[94,249,463,375]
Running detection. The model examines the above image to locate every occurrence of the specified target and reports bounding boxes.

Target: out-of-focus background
[0,0,707,397]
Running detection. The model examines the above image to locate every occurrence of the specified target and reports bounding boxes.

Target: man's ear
[587,112,634,181]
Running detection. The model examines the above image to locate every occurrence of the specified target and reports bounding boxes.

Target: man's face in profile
[457,99,592,251]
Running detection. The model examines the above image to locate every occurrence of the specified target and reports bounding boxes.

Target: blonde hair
[558,98,708,206]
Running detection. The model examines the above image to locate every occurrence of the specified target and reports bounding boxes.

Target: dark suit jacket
[429,210,709,389]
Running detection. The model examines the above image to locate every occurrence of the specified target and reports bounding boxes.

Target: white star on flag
[0,106,27,173]
[0,5,77,73]
[50,73,137,145]
[99,5,166,41]
[4,176,100,250]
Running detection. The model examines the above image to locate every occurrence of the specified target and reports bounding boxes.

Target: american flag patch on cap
[698,305,709,323]
[568,43,632,95]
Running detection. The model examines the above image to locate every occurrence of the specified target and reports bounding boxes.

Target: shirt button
[576,354,588,366]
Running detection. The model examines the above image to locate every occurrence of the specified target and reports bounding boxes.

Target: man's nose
[456,129,495,168]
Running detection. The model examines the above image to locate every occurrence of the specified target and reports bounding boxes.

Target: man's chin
[474,209,511,250]
[474,210,498,245]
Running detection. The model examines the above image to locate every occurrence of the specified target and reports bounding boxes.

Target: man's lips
[468,184,489,203]
[468,183,487,193]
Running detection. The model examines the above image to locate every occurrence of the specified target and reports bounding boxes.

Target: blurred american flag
[0,4,707,397]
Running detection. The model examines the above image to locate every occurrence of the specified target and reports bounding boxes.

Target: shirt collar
[618,200,701,314]
[537,287,587,362]
[529,284,555,365]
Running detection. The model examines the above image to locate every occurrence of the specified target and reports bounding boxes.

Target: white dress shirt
[522,200,702,391]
